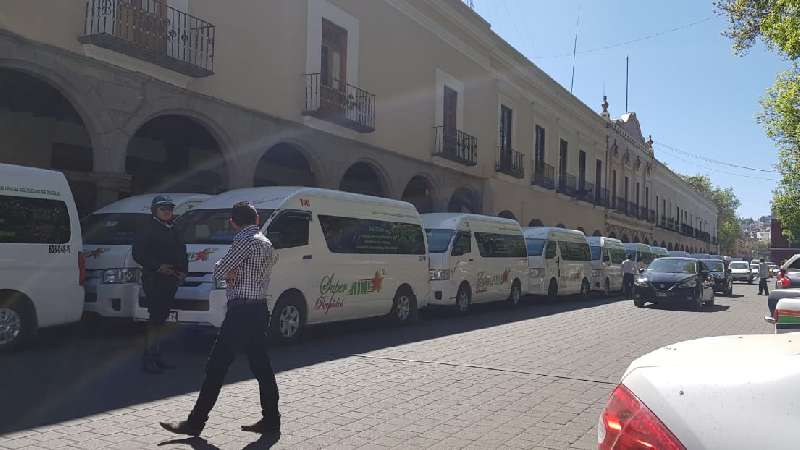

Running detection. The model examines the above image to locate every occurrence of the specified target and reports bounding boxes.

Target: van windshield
[525,238,546,256]
[425,229,455,253]
[179,209,273,244]
[590,245,601,261]
[83,213,148,245]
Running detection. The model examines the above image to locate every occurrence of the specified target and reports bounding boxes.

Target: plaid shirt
[213,225,277,306]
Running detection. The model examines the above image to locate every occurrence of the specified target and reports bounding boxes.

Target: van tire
[547,279,558,302]
[269,295,305,344]
[390,286,417,324]
[508,280,522,307]
[455,283,471,314]
[579,279,591,300]
[0,291,36,353]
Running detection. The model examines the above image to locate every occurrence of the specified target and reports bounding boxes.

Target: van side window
[451,231,471,256]
[267,211,310,249]
[0,195,70,244]
[610,248,626,264]
[474,232,526,258]
[318,215,425,255]
[559,241,590,261]
[544,241,556,259]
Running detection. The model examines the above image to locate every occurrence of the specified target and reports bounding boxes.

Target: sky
[470,0,788,219]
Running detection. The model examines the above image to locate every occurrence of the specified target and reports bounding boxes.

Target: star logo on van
[371,270,384,293]
[189,248,217,262]
[85,248,109,259]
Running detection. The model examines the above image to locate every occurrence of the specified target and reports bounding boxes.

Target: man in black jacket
[133,195,187,374]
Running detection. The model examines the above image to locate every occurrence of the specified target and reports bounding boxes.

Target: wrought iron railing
[496,147,524,178]
[81,0,215,77]
[578,181,594,202]
[595,188,609,207]
[433,126,477,166]
[303,73,376,133]
[649,210,656,223]
[557,173,578,197]
[532,162,556,190]
[614,196,627,214]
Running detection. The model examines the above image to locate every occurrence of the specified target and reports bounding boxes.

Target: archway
[621,234,630,243]
[0,68,95,216]
[643,237,650,245]
[254,143,316,187]
[401,175,434,213]
[660,241,667,248]
[556,223,566,229]
[126,115,227,195]
[592,230,602,237]
[609,232,618,239]
[633,234,640,244]
[667,243,673,251]
[528,218,544,227]
[577,227,585,234]
[447,187,480,213]
[498,210,517,221]
[340,161,387,197]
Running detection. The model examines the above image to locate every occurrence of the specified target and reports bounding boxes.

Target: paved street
[0,283,772,450]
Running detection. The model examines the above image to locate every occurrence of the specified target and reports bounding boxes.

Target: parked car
[649,246,669,259]
[81,193,209,320]
[668,251,690,257]
[728,260,754,284]
[0,163,85,351]
[765,297,800,333]
[587,236,626,295]
[690,252,712,259]
[775,254,800,289]
[633,257,715,310]
[598,334,800,450]
[767,288,800,316]
[702,258,733,296]
[422,213,527,313]
[136,187,430,343]
[523,227,592,300]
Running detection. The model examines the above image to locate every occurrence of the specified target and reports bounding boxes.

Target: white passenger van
[586,236,626,295]
[81,193,209,319]
[649,246,669,259]
[524,227,592,299]
[624,243,655,270]
[134,187,430,342]
[422,213,527,313]
[0,163,85,351]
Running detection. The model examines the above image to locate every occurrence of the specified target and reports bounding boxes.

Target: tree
[680,174,742,254]
[715,0,800,240]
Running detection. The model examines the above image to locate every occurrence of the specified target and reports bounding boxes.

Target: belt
[227,298,269,307]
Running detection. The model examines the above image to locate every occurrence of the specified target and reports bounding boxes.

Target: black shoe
[160,420,204,437]
[142,357,163,375]
[241,419,280,434]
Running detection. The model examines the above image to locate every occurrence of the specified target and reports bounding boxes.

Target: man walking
[161,201,281,437]
[622,255,637,298]
[758,257,771,295]
[132,195,187,374]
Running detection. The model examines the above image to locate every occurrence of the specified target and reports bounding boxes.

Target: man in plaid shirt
[161,202,281,438]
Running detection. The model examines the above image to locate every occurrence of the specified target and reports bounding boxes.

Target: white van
[649,246,669,259]
[524,227,592,299]
[81,193,209,319]
[422,213,527,313]
[587,236,626,295]
[624,243,655,269]
[134,187,430,342]
[0,163,85,351]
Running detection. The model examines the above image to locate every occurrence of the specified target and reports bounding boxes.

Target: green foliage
[715,0,800,58]
[680,175,742,254]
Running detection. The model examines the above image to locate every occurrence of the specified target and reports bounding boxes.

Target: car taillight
[598,384,685,450]
[777,274,791,288]
[78,252,86,286]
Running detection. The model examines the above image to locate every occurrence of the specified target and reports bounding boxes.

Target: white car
[598,334,800,450]
[728,260,754,284]
[765,297,800,333]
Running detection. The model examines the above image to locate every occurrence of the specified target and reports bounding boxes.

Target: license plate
[167,310,178,322]
[656,292,668,298]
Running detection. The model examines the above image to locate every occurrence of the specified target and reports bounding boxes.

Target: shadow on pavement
[0,294,623,435]
[158,437,222,450]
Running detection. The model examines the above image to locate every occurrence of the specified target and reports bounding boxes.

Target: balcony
[626,202,638,218]
[303,73,376,133]
[496,147,524,179]
[531,162,556,190]
[433,126,477,166]
[649,210,656,223]
[577,181,594,202]
[614,197,628,214]
[595,188,609,207]
[640,206,649,220]
[557,173,577,197]
[80,0,215,77]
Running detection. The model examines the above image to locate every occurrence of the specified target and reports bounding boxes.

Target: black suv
[702,258,733,296]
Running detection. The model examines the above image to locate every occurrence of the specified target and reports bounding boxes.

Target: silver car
[729,260,754,284]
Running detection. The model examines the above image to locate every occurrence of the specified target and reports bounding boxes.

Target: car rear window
[729,262,749,269]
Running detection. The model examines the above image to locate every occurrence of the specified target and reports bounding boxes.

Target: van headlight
[214,278,228,290]
[429,269,450,281]
[678,277,697,288]
[529,268,543,278]
[103,268,141,284]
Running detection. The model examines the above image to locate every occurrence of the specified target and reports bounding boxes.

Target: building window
[578,150,586,191]
[645,187,649,209]
[624,176,630,203]
[321,18,347,89]
[559,139,568,180]
[500,105,513,151]
[595,159,602,201]
[443,85,458,141]
[612,170,617,206]
[534,125,545,165]
[636,182,640,207]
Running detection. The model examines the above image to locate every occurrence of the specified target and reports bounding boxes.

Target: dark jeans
[623,273,635,298]
[188,303,280,427]
[759,278,770,295]
[142,273,178,357]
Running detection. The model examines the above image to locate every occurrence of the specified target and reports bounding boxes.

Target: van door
[543,240,559,293]
[450,231,475,302]
[557,241,575,294]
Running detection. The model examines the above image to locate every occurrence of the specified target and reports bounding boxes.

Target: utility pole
[625,56,629,112]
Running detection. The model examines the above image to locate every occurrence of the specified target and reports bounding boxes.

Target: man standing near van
[758,257,771,295]
[133,195,187,374]
[161,201,281,437]
[622,256,637,298]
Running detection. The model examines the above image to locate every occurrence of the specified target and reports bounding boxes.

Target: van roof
[421,213,520,229]
[586,236,624,246]
[195,186,418,212]
[91,193,211,215]
[523,226,586,240]
[623,242,650,249]
[0,163,70,199]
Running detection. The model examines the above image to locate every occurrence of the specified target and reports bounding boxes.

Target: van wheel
[547,279,558,302]
[390,287,417,324]
[0,293,35,352]
[579,279,591,300]
[269,296,305,343]
[508,280,522,307]
[455,283,471,314]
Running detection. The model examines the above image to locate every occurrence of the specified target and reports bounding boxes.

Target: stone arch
[401,175,435,213]
[633,234,640,243]
[667,242,673,250]
[340,160,389,198]
[528,218,544,227]
[609,232,618,239]
[556,223,566,229]
[254,142,317,187]
[577,226,585,234]
[126,114,229,195]
[447,187,480,213]
[592,230,602,237]
[498,210,517,221]
[621,234,630,243]
[660,241,667,248]
[643,237,650,245]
